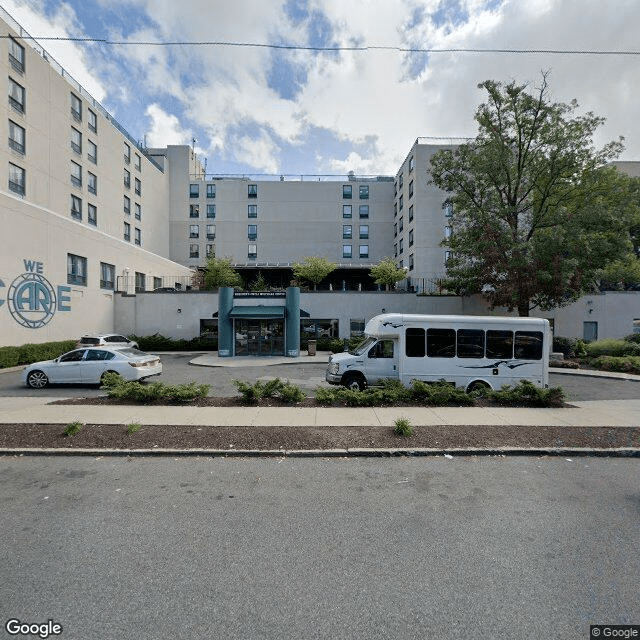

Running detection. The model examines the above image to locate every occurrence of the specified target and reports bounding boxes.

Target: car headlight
[328,362,340,375]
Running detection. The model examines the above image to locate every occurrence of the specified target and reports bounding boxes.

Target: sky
[2,0,640,176]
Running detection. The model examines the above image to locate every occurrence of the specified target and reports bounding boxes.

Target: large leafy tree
[293,256,337,290]
[369,257,407,290]
[203,254,243,289]
[429,74,637,316]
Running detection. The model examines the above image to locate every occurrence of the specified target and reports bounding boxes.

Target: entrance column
[217,287,234,357]
[285,286,300,357]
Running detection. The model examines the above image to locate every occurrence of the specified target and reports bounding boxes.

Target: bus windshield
[350,337,377,356]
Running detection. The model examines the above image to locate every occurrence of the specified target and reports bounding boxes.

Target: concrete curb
[1,447,639,458]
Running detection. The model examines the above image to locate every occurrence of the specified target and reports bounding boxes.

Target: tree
[292,256,337,291]
[369,257,407,291]
[429,73,637,316]
[203,254,243,289]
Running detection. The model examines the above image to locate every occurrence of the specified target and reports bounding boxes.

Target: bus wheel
[343,373,366,391]
[466,380,490,394]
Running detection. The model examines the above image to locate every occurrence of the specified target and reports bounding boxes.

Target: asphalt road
[1,352,640,401]
[1,455,638,640]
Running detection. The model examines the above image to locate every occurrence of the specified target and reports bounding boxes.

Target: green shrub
[126,422,142,434]
[102,375,210,403]
[553,337,587,358]
[0,340,77,369]
[584,339,640,358]
[232,378,305,404]
[487,380,565,407]
[130,333,217,352]
[589,356,640,375]
[393,417,413,437]
[624,333,640,344]
[409,380,474,406]
[277,382,307,404]
[63,422,83,437]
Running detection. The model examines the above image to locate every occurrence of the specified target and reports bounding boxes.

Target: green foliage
[203,254,243,289]
[102,375,210,403]
[0,340,77,369]
[584,339,640,358]
[552,337,587,359]
[249,272,267,292]
[600,254,640,289]
[409,380,475,406]
[126,422,142,434]
[232,378,306,404]
[130,333,217,352]
[369,257,407,289]
[393,417,413,437]
[589,356,640,375]
[292,256,337,290]
[486,380,566,407]
[63,422,83,437]
[624,333,640,344]
[429,73,635,316]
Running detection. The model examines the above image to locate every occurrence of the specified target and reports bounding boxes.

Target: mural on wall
[0,260,71,329]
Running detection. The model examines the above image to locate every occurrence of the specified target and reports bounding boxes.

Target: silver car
[76,334,139,350]
[22,347,162,388]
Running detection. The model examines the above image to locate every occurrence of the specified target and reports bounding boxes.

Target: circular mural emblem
[7,272,57,329]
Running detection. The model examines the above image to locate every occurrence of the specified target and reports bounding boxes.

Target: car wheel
[27,370,49,389]
[466,380,491,394]
[343,373,366,391]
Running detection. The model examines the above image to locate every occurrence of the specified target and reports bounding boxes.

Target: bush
[102,375,210,403]
[130,333,217,352]
[486,380,565,407]
[624,333,640,344]
[552,337,587,359]
[589,356,640,375]
[63,421,83,437]
[0,340,77,369]
[584,339,640,358]
[126,422,142,434]
[409,380,474,406]
[393,417,413,437]
[231,378,306,404]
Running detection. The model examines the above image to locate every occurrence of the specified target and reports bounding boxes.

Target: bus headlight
[328,362,340,375]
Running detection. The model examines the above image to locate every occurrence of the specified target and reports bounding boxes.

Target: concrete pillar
[217,287,234,356]
[285,286,300,357]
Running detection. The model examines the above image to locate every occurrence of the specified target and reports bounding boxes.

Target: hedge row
[0,340,77,369]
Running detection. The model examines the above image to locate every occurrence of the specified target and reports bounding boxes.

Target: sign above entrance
[234,292,286,299]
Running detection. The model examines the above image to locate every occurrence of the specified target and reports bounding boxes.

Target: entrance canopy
[228,305,286,319]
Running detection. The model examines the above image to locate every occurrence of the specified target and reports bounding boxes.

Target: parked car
[22,347,162,388]
[76,333,139,349]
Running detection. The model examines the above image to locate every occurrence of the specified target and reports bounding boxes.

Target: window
[124,222,131,241]
[399,173,403,189]
[153,277,162,290]
[70,127,82,154]
[408,229,414,246]
[206,224,215,240]
[399,238,404,254]
[248,184,257,198]
[70,161,82,188]
[343,205,352,218]
[8,162,25,195]
[343,244,352,259]
[88,172,97,195]
[8,78,25,113]
[135,203,141,220]
[444,226,452,240]
[445,250,453,262]
[100,262,115,289]
[408,205,413,222]
[408,180,413,198]
[427,328,456,358]
[124,195,131,215]
[135,227,141,246]
[443,201,453,217]
[359,225,369,239]
[515,331,544,360]
[342,185,352,199]
[206,204,216,218]
[248,224,257,240]
[359,185,369,199]
[190,224,200,238]
[124,142,131,164]
[399,216,403,232]
[8,120,25,154]
[189,244,199,258]
[394,243,397,258]
[206,244,214,257]
[88,109,97,133]
[634,319,640,334]
[135,272,145,292]
[70,93,82,122]
[343,225,352,239]
[206,183,215,198]
[359,205,369,219]
[124,168,131,189]
[406,328,425,357]
[409,254,414,271]
[135,177,141,196]
[409,155,415,172]
[457,329,485,358]
[248,204,257,218]
[88,204,97,226]
[399,194,403,211]
[359,245,369,259]
[190,183,199,198]
[248,244,257,259]
[9,38,25,73]
[394,223,397,237]
[135,153,141,171]
[87,140,97,164]
[67,253,87,286]
[350,318,365,338]
[70,194,82,220]
[486,330,513,359]
[190,204,200,218]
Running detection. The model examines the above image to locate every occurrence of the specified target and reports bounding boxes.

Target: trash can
[307,340,316,356]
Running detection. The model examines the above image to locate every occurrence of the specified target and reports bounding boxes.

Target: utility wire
[1,35,639,55]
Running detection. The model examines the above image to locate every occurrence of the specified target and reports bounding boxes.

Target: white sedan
[22,347,162,388]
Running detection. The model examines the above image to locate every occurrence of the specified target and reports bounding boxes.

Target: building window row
[189,183,218,199]
[8,120,25,154]
[190,243,217,258]
[342,204,370,219]
[342,245,369,259]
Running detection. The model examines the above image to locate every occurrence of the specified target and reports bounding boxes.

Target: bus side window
[457,329,485,358]
[486,330,513,359]
[369,340,394,358]
[515,331,543,360]
[426,328,456,358]
[405,328,425,357]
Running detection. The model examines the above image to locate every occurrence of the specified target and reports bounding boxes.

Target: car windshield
[349,337,376,356]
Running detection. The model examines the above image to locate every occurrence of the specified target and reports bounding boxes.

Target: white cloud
[144,104,190,146]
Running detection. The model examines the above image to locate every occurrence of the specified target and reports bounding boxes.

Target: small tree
[203,254,243,289]
[292,256,337,291]
[370,258,407,291]
[249,271,267,292]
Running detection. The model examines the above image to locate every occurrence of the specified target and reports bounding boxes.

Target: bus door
[365,339,398,383]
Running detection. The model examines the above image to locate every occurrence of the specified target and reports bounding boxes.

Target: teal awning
[228,305,286,318]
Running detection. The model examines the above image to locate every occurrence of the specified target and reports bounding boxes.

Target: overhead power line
[2,35,640,56]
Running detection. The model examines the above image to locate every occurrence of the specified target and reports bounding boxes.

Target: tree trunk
[517,301,530,317]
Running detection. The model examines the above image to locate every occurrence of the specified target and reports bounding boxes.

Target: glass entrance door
[235,319,285,356]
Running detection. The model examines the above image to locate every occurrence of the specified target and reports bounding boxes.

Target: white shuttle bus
[326,314,551,392]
